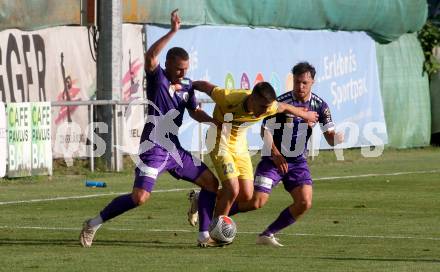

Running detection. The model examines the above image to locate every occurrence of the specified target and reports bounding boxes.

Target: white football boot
[197,237,232,248]
[256,234,284,247]
[79,219,97,248]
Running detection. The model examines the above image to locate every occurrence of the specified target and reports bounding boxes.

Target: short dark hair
[292,62,316,79]
[252,82,276,102]
[166,47,189,61]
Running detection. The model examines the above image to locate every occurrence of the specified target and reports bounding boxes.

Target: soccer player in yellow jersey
[190,80,319,221]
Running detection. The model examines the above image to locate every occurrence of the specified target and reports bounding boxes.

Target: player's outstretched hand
[334,131,344,145]
[272,152,288,174]
[304,110,319,124]
[171,83,182,91]
[170,9,181,32]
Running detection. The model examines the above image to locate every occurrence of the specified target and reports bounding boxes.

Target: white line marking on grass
[1,169,438,206]
[0,225,439,241]
[286,232,440,241]
[0,226,79,231]
[0,188,196,206]
[314,169,440,181]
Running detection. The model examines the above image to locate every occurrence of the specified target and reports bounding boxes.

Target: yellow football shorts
[209,145,254,182]
[206,125,254,182]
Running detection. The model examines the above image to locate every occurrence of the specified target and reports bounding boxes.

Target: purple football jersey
[140,65,198,149]
[263,91,334,161]
[133,65,207,192]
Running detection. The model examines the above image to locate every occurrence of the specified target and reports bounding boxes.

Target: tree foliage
[418,19,440,76]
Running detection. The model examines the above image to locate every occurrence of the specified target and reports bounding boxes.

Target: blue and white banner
[146,25,388,151]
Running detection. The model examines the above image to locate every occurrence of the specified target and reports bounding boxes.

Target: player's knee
[229,187,240,200]
[305,199,312,211]
[222,182,240,200]
[239,191,253,202]
[205,182,218,193]
[132,191,150,206]
[197,171,219,193]
[297,199,312,213]
[204,178,219,193]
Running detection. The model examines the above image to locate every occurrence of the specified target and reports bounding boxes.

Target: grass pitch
[0,148,439,271]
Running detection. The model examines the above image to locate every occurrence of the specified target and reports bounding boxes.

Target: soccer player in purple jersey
[227,62,344,246]
[80,9,224,248]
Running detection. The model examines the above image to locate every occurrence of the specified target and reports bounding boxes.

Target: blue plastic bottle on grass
[85,181,107,187]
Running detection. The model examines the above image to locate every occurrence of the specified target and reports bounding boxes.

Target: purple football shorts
[134,146,207,192]
[254,157,312,194]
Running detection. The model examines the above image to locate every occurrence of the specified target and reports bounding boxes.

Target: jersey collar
[291,90,312,103]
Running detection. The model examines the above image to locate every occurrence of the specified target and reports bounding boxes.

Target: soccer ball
[208,215,237,243]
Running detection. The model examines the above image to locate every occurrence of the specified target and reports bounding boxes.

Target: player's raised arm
[144,9,181,72]
[192,80,218,97]
[277,102,319,124]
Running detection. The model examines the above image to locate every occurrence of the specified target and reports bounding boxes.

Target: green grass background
[0,148,439,271]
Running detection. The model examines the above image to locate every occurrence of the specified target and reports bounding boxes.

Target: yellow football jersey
[206,87,278,181]
[209,86,278,150]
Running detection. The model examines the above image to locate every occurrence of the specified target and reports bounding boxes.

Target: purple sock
[228,202,240,216]
[100,193,138,222]
[261,207,296,236]
[198,189,217,231]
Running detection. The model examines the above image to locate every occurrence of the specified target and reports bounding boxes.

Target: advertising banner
[119,24,145,155]
[31,102,52,175]
[0,26,95,159]
[7,102,32,177]
[146,25,388,151]
[0,24,145,159]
